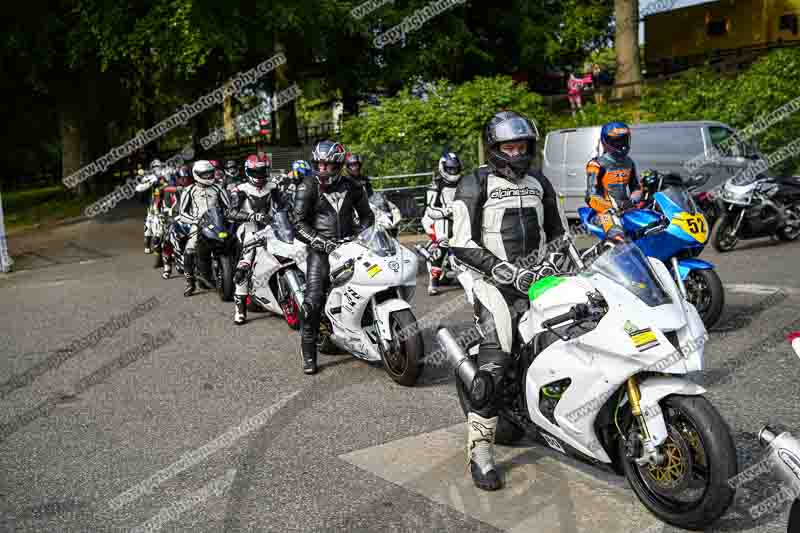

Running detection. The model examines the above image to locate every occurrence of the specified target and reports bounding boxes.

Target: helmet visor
[195,169,214,182]
[492,117,539,144]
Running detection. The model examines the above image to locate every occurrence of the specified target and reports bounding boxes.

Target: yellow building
[645,0,800,74]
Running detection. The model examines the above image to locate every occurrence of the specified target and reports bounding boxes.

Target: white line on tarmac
[727,284,800,296]
[103,389,300,512]
[130,468,237,533]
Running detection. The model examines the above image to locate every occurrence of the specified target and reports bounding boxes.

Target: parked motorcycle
[195,207,236,301]
[240,209,307,330]
[710,171,800,252]
[579,176,724,329]
[317,225,423,386]
[369,192,403,238]
[440,239,737,530]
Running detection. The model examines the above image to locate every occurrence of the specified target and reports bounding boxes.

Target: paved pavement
[1,203,799,532]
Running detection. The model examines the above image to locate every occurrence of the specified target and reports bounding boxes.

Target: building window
[706,18,729,37]
[779,14,798,35]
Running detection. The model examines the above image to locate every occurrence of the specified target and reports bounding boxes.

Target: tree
[614,0,642,99]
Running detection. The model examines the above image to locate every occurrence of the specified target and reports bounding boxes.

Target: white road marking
[130,468,236,533]
[103,390,300,512]
[339,424,661,533]
[727,284,800,296]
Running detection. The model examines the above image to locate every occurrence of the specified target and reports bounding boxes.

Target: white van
[542,121,757,219]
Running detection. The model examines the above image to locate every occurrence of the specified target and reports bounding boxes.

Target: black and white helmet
[484,111,540,181]
[150,158,164,174]
[192,160,216,186]
[311,140,347,186]
[437,151,462,185]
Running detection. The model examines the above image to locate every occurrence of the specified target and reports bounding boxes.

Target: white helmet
[437,152,462,185]
[192,160,215,186]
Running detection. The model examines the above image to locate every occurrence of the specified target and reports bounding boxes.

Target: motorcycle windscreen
[590,242,672,307]
[657,186,698,216]
[356,225,397,257]
[271,210,295,243]
[198,208,227,240]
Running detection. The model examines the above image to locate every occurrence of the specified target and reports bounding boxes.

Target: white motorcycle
[240,210,308,330]
[439,240,737,530]
[319,225,423,386]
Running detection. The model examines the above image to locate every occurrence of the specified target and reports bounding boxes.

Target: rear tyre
[620,395,737,530]
[380,310,422,386]
[684,269,724,329]
[456,376,525,445]
[710,214,739,252]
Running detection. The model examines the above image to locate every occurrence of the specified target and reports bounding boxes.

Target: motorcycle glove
[491,261,537,295]
[309,235,336,254]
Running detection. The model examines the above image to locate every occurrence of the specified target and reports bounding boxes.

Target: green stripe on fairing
[529,276,565,300]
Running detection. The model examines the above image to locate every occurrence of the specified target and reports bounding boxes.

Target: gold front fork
[627,376,651,439]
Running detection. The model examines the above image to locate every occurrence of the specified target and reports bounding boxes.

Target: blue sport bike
[578,173,724,328]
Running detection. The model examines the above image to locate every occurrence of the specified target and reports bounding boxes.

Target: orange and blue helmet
[601,121,631,157]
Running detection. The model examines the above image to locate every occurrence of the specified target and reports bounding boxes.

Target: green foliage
[641,48,800,175]
[341,76,547,177]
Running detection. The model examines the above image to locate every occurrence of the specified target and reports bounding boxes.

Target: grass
[1,185,101,234]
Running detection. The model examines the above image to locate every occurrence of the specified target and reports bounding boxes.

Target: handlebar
[329,259,355,281]
[542,304,587,329]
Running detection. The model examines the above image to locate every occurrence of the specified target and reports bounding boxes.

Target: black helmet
[640,169,661,194]
[345,153,363,177]
[311,140,347,186]
[484,111,539,181]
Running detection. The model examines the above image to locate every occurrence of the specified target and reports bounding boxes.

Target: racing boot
[233,295,247,325]
[299,302,319,374]
[467,412,503,491]
[428,268,441,296]
[144,236,152,255]
[183,252,197,297]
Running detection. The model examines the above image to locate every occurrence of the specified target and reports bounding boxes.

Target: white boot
[467,412,502,490]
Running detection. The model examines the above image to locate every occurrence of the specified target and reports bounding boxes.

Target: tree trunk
[614,0,642,100]
[223,82,235,143]
[274,39,299,146]
[60,104,88,197]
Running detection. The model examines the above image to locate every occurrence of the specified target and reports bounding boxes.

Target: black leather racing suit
[293,175,375,353]
[451,165,565,418]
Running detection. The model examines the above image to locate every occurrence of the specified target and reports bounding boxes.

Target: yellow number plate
[672,212,708,243]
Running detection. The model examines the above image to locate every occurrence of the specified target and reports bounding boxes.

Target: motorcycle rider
[223,159,243,191]
[227,154,282,325]
[141,159,168,254]
[293,140,375,375]
[451,111,566,491]
[423,151,463,296]
[176,160,232,297]
[585,121,642,234]
[344,153,374,197]
[160,166,191,279]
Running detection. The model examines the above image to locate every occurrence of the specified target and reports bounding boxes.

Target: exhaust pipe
[284,270,305,307]
[759,425,800,492]
[436,328,493,409]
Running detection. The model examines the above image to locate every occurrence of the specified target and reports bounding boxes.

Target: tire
[620,395,737,530]
[455,374,526,445]
[710,214,739,252]
[685,269,724,329]
[380,309,422,386]
[217,255,235,302]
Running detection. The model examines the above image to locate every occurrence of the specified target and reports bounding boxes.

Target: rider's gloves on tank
[491,261,538,295]
[324,241,338,254]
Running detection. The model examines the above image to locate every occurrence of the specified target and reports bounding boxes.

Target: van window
[565,130,597,164]
[630,127,703,156]
[708,126,745,157]
[545,134,566,165]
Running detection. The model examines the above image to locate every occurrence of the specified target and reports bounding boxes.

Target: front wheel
[380,309,422,386]
[216,255,235,302]
[620,395,737,530]
[777,203,800,241]
[710,213,739,252]
[684,269,724,329]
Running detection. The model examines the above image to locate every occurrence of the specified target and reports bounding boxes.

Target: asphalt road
[1,203,800,532]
